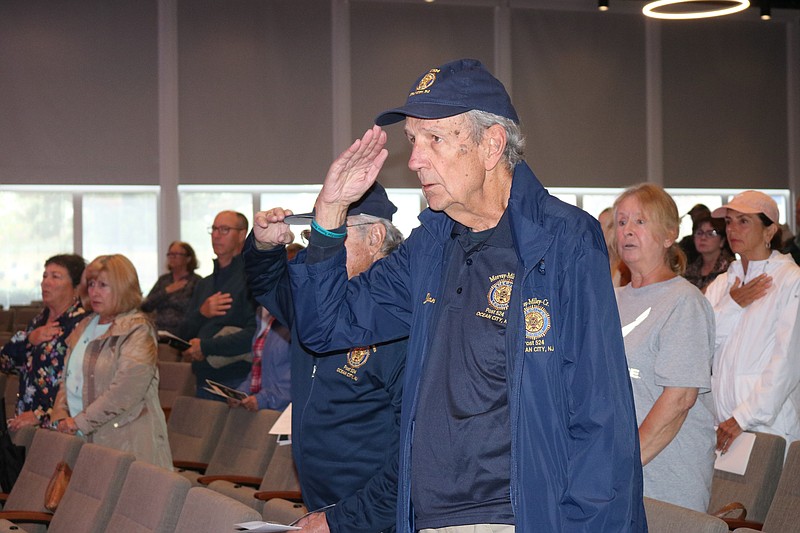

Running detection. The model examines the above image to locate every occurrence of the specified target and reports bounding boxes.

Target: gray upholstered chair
[173,487,261,533]
[157,361,195,418]
[45,443,136,533]
[105,460,192,533]
[644,497,728,533]
[0,443,135,533]
[262,498,308,527]
[168,396,228,471]
[9,424,37,451]
[2,374,18,424]
[733,440,800,532]
[180,407,281,487]
[0,429,84,533]
[207,442,301,513]
[0,309,14,331]
[708,431,786,526]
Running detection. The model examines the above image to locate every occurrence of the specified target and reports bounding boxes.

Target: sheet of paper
[714,431,756,475]
[205,379,248,401]
[235,520,301,532]
[269,403,292,436]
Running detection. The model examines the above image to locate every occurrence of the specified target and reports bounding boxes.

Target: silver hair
[347,214,404,256]
[464,109,525,170]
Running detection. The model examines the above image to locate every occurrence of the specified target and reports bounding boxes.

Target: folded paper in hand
[714,431,756,475]
[203,379,248,401]
[234,520,301,532]
[157,330,191,351]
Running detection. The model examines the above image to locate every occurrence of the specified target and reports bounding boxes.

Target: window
[0,190,74,308]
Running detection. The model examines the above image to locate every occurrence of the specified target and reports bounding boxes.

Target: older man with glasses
[180,210,257,400]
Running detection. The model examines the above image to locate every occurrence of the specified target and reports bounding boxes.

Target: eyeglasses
[694,229,720,238]
[207,225,246,235]
[166,252,187,258]
[300,222,376,243]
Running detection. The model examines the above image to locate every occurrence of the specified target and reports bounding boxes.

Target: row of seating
[0,429,303,533]
[0,306,41,336]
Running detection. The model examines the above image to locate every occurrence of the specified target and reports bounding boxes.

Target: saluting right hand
[253,207,295,248]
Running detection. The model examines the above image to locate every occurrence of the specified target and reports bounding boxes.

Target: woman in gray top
[613,183,716,512]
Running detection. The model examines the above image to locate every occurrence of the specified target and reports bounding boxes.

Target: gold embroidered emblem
[525,305,551,339]
[416,72,437,91]
[423,292,436,305]
[347,346,371,369]
[410,68,440,96]
[487,279,513,311]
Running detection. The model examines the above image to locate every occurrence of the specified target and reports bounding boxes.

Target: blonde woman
[613,183,715,512]
[53,254,172,469]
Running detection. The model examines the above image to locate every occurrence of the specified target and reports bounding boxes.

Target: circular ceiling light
[643,0,750,20]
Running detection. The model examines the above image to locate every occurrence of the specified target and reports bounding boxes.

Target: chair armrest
[173,461,208,473]
[197,475,262,487]
[254,490,303,503]
[0,493,8,504]
[0,511,54,525]
[712,501,747,520]
[721,518,763,531]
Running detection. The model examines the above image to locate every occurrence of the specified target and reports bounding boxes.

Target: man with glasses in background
[180,210,257,400]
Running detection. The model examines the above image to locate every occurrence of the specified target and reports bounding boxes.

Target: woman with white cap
[706,190,800,454]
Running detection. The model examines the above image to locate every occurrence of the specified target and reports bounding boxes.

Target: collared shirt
[411,211,516,529]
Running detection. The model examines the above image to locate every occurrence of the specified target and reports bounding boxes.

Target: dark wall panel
[512,9,648,188]
[178,0,332,184]
[662,20,787,189]
[0,0,159,184]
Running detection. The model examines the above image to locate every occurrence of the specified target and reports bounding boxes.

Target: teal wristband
[311,219,346,239]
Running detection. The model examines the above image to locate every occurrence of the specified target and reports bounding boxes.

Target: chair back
[105,460,191,533]
[157,362,195,417]
[4,430,84,513]
[708,431,785,523]
[173,487,261,533]
[262,498,307,526]
[259,443,300,492]
[204,408,281,478]
[0,309,13,332]
[47,443,135,533]
[3,374,18,423]
[10,307,41,332]
[644,497,728,533]
[760,441,800,532]
[207,441,299,512]
[168,396,228,465]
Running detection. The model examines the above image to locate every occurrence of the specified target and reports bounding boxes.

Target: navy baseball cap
[375,58,519,126]
[348,182,397,222]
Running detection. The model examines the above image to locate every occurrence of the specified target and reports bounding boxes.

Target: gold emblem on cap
[416,70,437,92]
[409,68,441,97]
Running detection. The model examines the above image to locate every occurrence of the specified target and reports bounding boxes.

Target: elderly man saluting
[263,59,645,532]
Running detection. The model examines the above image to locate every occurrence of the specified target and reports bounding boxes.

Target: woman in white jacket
[706,190,800,454]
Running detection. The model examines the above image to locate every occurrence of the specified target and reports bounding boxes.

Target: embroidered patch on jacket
[475,273,515,325]
[337,346,376,382]
[523,297,554,353]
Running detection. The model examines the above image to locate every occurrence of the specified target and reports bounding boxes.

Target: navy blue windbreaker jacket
[288,161,647,532]
[243,238,405,533]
